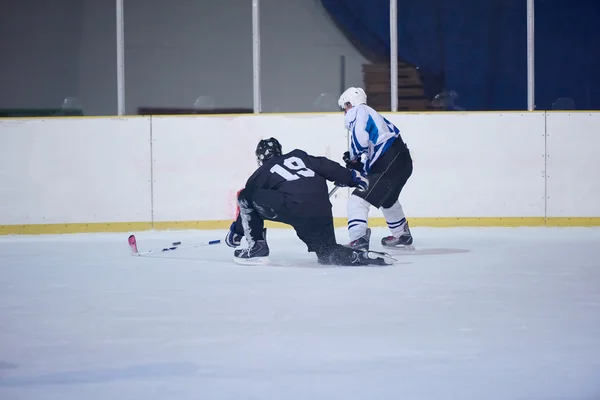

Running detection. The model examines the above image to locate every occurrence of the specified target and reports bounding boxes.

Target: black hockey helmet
[255,137,282,166]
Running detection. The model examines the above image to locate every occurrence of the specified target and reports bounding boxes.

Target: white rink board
[375,112,546,218]
[151,113,546,221]
[546,112,600,217]
[2,111,600,229]
[0,117,152,225]
[150,114,350,222]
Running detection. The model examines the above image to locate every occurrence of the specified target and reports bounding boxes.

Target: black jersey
[244,149,355,217]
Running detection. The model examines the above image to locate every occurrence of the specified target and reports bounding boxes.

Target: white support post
[116,0,125,115]
[252,0,261,113]
[527,0,535,111]
[390,0,398,112]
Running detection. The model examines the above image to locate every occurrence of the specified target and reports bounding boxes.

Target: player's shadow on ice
[0,362,199,387]
[133,248,472,266]
[133,254,414,268]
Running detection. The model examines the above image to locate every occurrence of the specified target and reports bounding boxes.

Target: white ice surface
[1,227,599,400]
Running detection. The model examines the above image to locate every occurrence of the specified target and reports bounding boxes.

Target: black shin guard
[237,189,266,246]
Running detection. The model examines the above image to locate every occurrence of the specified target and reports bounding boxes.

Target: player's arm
[308,154,368,190]
[348,106,370,160]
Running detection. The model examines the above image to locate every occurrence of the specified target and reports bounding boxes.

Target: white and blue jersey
[344,104,404,173]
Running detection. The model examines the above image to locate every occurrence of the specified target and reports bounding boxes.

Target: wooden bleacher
[362,62,441,111]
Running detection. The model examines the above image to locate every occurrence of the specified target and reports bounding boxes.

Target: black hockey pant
[354,137,413,208]
[236,188,359,265]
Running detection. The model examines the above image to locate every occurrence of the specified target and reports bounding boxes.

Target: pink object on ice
[128,234,139,254]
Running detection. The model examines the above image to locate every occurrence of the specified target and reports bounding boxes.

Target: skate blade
[383,244,415,251]
[233,256,271,266]
[366,251,397,265]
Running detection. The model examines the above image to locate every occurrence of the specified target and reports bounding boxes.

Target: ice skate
[381,220,415,250]
[233,240,270,265]
[347,228,371,251]
[381,233,415,250]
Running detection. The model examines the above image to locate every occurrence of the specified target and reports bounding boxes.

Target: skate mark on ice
[0,362,199,387]
[0,361,18,370]
[387,248,470,256]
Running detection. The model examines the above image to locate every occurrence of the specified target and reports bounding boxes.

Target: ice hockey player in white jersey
[338,87,414,250]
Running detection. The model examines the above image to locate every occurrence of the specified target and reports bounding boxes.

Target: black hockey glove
[225,221,243,248]
[343,151,364,171]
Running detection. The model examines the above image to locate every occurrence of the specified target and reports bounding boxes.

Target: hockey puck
[172,241,181,246]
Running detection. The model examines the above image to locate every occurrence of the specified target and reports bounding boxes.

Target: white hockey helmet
[338,87,367,110]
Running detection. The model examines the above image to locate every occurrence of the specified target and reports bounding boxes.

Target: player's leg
[346,194,371,249]
[293,217,348,263]
[294,217,392,266]
[378,152,414,248]
[233,188,270,263]
[346,171,390,250]
[380,201,414,248]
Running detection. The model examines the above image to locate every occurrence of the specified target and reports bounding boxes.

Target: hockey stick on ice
[130,185,334,257]
[128,234,221,256]
[129,185,336,256]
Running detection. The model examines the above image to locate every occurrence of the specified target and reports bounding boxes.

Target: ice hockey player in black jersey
[225,137,396,266]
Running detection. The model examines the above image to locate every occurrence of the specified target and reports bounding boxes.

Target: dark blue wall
[322,0,600,110]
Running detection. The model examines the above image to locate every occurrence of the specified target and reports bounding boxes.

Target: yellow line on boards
[544,217,600,227]
[1,217,599,235]
[0,222,153,236]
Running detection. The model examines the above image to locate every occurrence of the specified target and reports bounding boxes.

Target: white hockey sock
[347,194,371,241]
[381,201,409,238]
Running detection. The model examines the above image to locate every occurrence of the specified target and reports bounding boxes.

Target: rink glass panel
[123,0,253,116]
[257,0,389,113]
[0,0,116,117]
[394,0,527,111]
[534,0,600,111]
